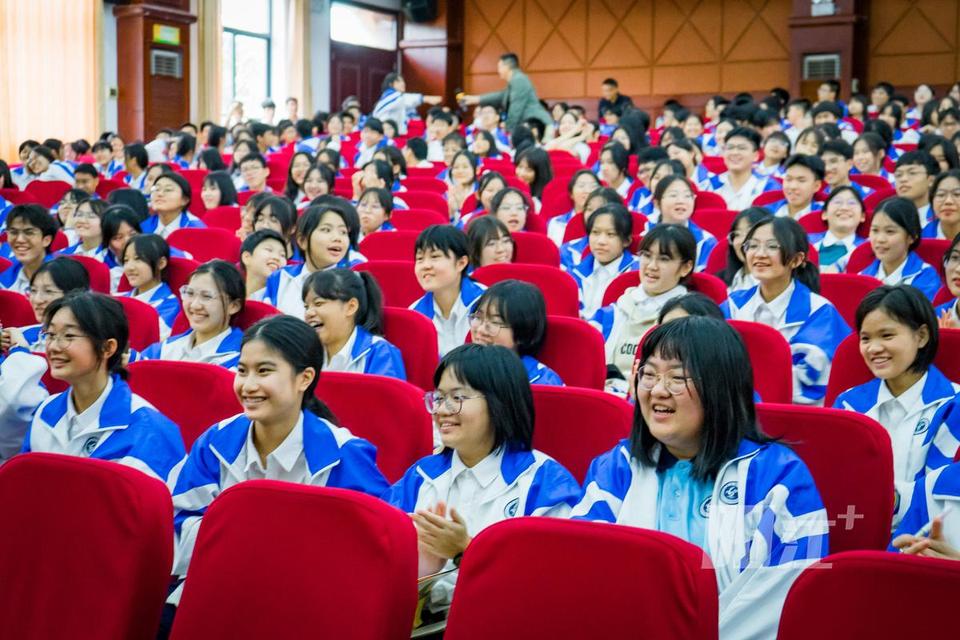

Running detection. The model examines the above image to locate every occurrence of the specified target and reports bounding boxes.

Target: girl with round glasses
[1,258,90,353]
[923,169,960,240]
[809,185,867,273]
[936,233,960,327]
[717,207,773,292]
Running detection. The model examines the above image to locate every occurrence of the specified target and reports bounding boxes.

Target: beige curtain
[285,0,311,117]
[0,0,100,162]
[196,0,223,123]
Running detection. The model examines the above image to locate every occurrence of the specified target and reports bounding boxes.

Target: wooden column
[788,0,867,101]
[114,0,197,141]
[399,0,464,109]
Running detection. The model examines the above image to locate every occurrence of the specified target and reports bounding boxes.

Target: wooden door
[330,41,398,113]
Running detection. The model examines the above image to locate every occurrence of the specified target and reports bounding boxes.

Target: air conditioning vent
[150,49,182,78]
[803,54,840,80]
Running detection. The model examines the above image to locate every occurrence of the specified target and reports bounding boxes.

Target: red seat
[531,385,632,481]
[797,212,828,235]
[389,208,448,231]
[691,208,738,239]
[694,190,727,211]
[777,551,960,639]
[352,260,424,308]
[94,179,126,199]
[0,453,173,640]
[49,230,69,253]
[752,189,785,207]
[405,166,441,179]
[825,329,960,405]
[445,518,718,640]
[863,187,896,212]
[916,238,952,278]
[170,299,281,335]
[0,256,11,273]
[472,263,580,317]
[24,180,71,207]
[843,241,877,274]
[399,177,447,194]
[705,237,731,275]
[512,230,560,266]
[561,210,647,243]
[34,352,68,394]
[0,189,39,205]
[127,360,240,449]
[701,156,727,174]
[756,404,894,552]
[397,191,448,217]
[112,296,160,351]
[728,319,794,404]
[934,285,953,306]
[382,307,438,391]
[201,205,242,231]
[0,290,36,327]
[541,178,575,218]
[315,372,433,483]
[850,173,892,191]
[819,273,882,328]
[236,191,257,205]
[171,483,417,640]
[62,254,111,293]
[601,271,727,308]
[359,229,419,261]
[537,316,606,390]
[168,227,242,263]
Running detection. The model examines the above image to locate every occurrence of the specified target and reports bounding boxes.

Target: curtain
[196,0,223,123]
[0,0,100,162]
[285,0,311,118]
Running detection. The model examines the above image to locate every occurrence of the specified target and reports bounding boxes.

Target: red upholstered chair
[503,175,531,193]
[694,190,727,211]
[119,256,202,296]
[382,307,439,391]
[0,190,39,205]
[537,316,606,391]
[200,205,242,231]
[863,187,897,212]
[171,483,418,640]
[728,320,794,404]
[752,189,785,207]
[0,290,36,327]
[472,263,580,317]
[353,260,424,307]
[777,551,960,639]
[400,177,447,194]
[850,173,893,191]
[916,238,952,277]
[168,227,242,263]
[541,178,574,218]
[359,229,419,261]
[113,296,160,350]
[512,230,560,266]
[398,191,448,216]
[405,166,441,178]
[315,372,433,482]
[0,453,173,640]
[63,254,111,293]
[705,237,731,275]
[236,191,257,206]
[531,386,632,481]
[756,404,894,552]
[797,212,828,235]
[691,208,738,239]
[389,208,449,231]
[701,156,728,174]
[933,285,953,306]
[50,230,69,253]
[127,361,240,449]
[0,256,12,273]
[445,519,718,640]
[35,352,69,394]
[94,179,126,198]
[818,273,881,328]
[24,180,71,207]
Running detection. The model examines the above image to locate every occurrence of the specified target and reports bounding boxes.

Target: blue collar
[412,277,485,319]
[572,252,636,278]
[39,375,133,430]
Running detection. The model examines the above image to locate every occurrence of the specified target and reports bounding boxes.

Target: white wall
[102,1,119,134]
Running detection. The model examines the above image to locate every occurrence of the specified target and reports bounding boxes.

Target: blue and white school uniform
[891,458,960,552]
[921,219,956,239]
[9,165,28,189]
[57,242,108,260]
[572,438,829,640]
[140,211,206,239]
[96,159,124,179]
[0,349,52,460]
[859,252,942,301]
[135,326,244,370]
[612,177,633,200]
[0,196,12,232]
[0,255,52,294]
[714,170,777,211]
[808,231,866,272]
[124,171,148,192]
[917,203,934,226]
[263,252,368,319]
[12,161,76,189]
[522,355,563,386]
[170,156,192,170]
[409,277,486,357]
[834,367,960,526]
[722,280,852,405]
[546,208,579,247]
[353,139,387,168]
[726,267,758,293]
[124,282,181,341]
[384,445,580,609]
[15,325,45,352]
[628,185,653,213]
[559,236,589,272]
[770,199,823,219]
[754,162,786,180]
[851,166,895,186]
[22,373,186,484]
[569,253,639,320]
[372,89,425,135]
[644,213,717,272]
[324,325,407,381]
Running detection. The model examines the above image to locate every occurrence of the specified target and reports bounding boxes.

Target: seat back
[0,453,173,640]
[315,372,433,482]
[201,205,242,231]
[400,177,447,194]
[728,320,794,404]
[352,260,424,308]
[397,191,447,216]
[756,404,894,552]
[472,263,580,317]
[818,273,881,328]
[512,230,560,266]
[705,237,731,275]
[168,227,242,263]
[359,229,420,261]
[752,189,785,207]
[778,551,960,639]
[389,208,449,231]
[171,483,417,640]
[691,208,738,239]
[24,180,71,207]
[382,307,439,391]
[850,173,893,190]
[113,296,160,350]
[0,290,36,327]
[445,519,718,640]
[694,190,727,211]
[537,316,606,391]
[916,238,952,277]
[127,360,240,449]
[63,254,111,293]
[541,177,574,218]
[863,187,897,212]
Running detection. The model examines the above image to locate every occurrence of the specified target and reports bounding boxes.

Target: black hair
[250,122,277,141]
[240,316,338,423]
[0,160,10,189]
[510,124,536,156]
[449,149,479,186]
[490,187,530,219]
[441,132,467,151]
[295,119,314,140]
[472,130,499,158]
[253,195,297,240]
[31,257,90,294]
[174,133,197,159]
[106,189,149,222]
[198,148,226,171]
[466,216,513,267]
[631,317,770,481]
[434,344,534,453]
[656,292,724,324]
[718,206,775,286]
[7,204,58,251]
[123,234,170,283]
[653,174,695,204]
[42,139,63,155]
[381,71,402,92]
[586,202,632,244]
[522,117,547,142]
[358,187,394,216]
[239,153,267,170]
[863,119,894,148]
[795,127,826,154]
[585,186,624,212]
[871,197,922,252]
[600,141,629,177]
[229,141,259,173]
[854,132,887,158]
[297,202,361,264]
[189,259,246,323]
[376,145,407,178]
[919,134,960,170]
[515,147,553,199]
[474,280,548,357]
[153,172,192,211]
[73,163,99,180]
[415,224,470,262]
[31,145,56,164]
[784,153,826,181]
[744,216,820,292]
[638,224,697,285]
[880,102,904,129]
[283,151,315,201]
[637,146,670,164]
[44,292,128,379]
[120,142,147,170]
[362,159,393,188]
[896,150,940,178]
[405,137,428,161]
[567,169,602,197]
[302,269,385,335]
[650,159,686,183]
[202,171,239,207]
[362,117,384,135]
[822,185,865,221]
[855,285,939,374]
[18,139,39,155]
[207,126,228,150]
[303,164,336,196]
[499,53,520,69]
[100,205,142,251]
[931,168,960,205]
[240,228,289,261]
[811,101,844,120]
[820,138,853,160]
[76,198,107,223]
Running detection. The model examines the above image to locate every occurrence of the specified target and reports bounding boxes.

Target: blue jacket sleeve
[523,459,581,516]
[365,341,408,381]
[570,442,634,522]
[381,462,426,512]
[326,436,390,498]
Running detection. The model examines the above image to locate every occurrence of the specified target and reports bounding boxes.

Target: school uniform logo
[504,497,520,518]
[720,481,739,505]
[698,496,712,517]
[914,418,929,435]
[82,436,100,455]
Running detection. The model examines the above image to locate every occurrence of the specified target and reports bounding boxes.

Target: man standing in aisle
[461,53,553,140]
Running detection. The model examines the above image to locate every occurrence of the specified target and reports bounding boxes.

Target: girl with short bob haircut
[650,174,717,271]
[456,171,507,229]
[597,141,633,199]
[136,260,246,369]
[469,280,563,385]
[121,234,181,340]
[385,344,580,611]
[301,269,406,380]
[568,203,639,319]
[446,149,479,221]
[809,184,868,273]
[241,229,288,301]
[199,171,238,211]
[252,195,299,259]
[100,205,141,292]
[489,186,535,233]
[572,316,828,639]
[859,197,942,301]
[936,233,960,327]
[57,198,108,260]
[264,202,367,318]
[546,169,603,246]
[717,207,774,292]
[356,186,395,238]
[465,216,513,269]
[558,186,623,272]
[142,172,206,238]
[514,146,553,206]
[298,164,336,209]
[834,285,960,526]
[723,217,851,405]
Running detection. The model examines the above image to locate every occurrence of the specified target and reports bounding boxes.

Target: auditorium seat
[472,263,580,317]
[382,307,439,391]
[24,180,71,207]
[691,208,737,239]
[352,260,423,308]
[113,295,160,350]
[512,230,561,266]
[537,316,606,390]
[561,210,648,243]
[118,256,200,298]
[694,190,727,211]
[0,290,36,327]
[400,177,447,194]
[600,271,727,307]
[818,273,881,328]
[63,254,111,293]
[168,227,242,263]
[359,229,419,261]
[200,205,242,231]
[389,208,449,231]
[728,319,794,404]
[397,191,448,217]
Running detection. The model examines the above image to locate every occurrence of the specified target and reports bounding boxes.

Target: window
[330,2,397,51]
[221,0,272,120]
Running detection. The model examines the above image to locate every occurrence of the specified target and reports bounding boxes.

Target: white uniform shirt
[716,172,769,211]
[876,375,930,485]
[240,414,308,483]
[876,257,907,285]
[580,259,626,320]
[747,280,794,332]
[160,327,235,364]
[323,327,359,372]
[58,379,114,457]
[433,294,472,357]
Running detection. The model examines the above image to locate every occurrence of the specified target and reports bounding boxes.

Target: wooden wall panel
[867,0,960,87]
[463,0,792,116]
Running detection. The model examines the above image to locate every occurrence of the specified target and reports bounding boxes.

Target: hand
[461,95,480,106]
[892,516,960,560]
[412,501,471,560]
[938,310,957,329]
[2,327,28,351]
[423,95,443,106]
[351,170,363,200]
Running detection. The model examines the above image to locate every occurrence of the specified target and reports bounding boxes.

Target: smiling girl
[924,169,960,240]
[57,199,107,259]
[717,207,774,292]
[808,185,867,273]
[120,235,181,340]
[648,175,717,271]
[465,216,513,270]
[240,229,288,301]
[546,170,603,247]
[568,203,639,319]
[936,234,960,327]
[1,258,90,353]
[141,173,206,238]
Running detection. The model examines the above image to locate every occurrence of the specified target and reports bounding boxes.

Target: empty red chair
[113,296,160,350]
[236,191,258,206]
[359,229,419,261]
[315,372,433,482]
[24,180,71,207]
[171,483,418,640]
[752,189,785,207]
[389,208,448,231]
[168,227,242,263]
[756,404,894,552]
[777,551,960,639]
[49,230,69,253]
[0,453,173,640]
[691,208,738,239]
[127,360,240,448]
[934,285,953,306]
[536,316,606,390]
[472,263,580,317]
[94,179,126,198]
[397,191,447,216]
[797,212,828,235]
[728,319,794,404]
[531,386,632,481]
[445,519,718,640]
[818,273,882,328]
[0,290,36,327]
[352,260,423,307]
[400,177,447,194]
[62,254,111,293]
[512,230,560,266]
[201,205,242,231]
[382,307,439,391]
[405,166,441,178]
[694,190,727,211]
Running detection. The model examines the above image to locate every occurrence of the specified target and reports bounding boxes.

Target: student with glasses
[56,199,108,260]
[0,205,58,294]
[384,344,579,619]
[923,169,960,239]
[893,151,939,226]
[140,173,206,238]
[717,207,774,292]
[1,258,90,353]
[808,185,868,273]
[936,233,960,327]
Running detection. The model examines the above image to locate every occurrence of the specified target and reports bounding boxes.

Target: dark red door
[330,41,398,113]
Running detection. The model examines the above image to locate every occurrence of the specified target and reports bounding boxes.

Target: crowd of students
[2,64,960,637]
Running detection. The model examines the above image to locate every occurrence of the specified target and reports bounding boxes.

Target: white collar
[820,230,858,251]
[324,326,359,370]
[450,447,503,489]
[433,290,467,322]
[65,377,114,438]
[154,213,183,237]
[595,258,625,277]
[134,282,163,301]
[187,326,234,357]
[776,202,812,219]
[747,280,795,323]
[877,257,907,282]
[243,413,305,474]
[876,373,927,412]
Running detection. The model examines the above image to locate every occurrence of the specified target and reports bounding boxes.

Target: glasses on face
[6,227,42,239]
[484,237,513,250]
[73,210,99,220]
[934,188,960,201]
[27,286,63,299]
[945,251,960,269]
[724,143,752,153]
[637,367,692,395]
[151,185,179,195]
[357,201,383,211]
[743,241,782,254]
[638,250,680,266]
[663,190,695,201]
[468,312,508,335]
[179,286,220,304]
[894,168,926,181]
[498,204,527,214]
[828,198,861,209]
[40,331,87,348]
[424,391,483,415]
